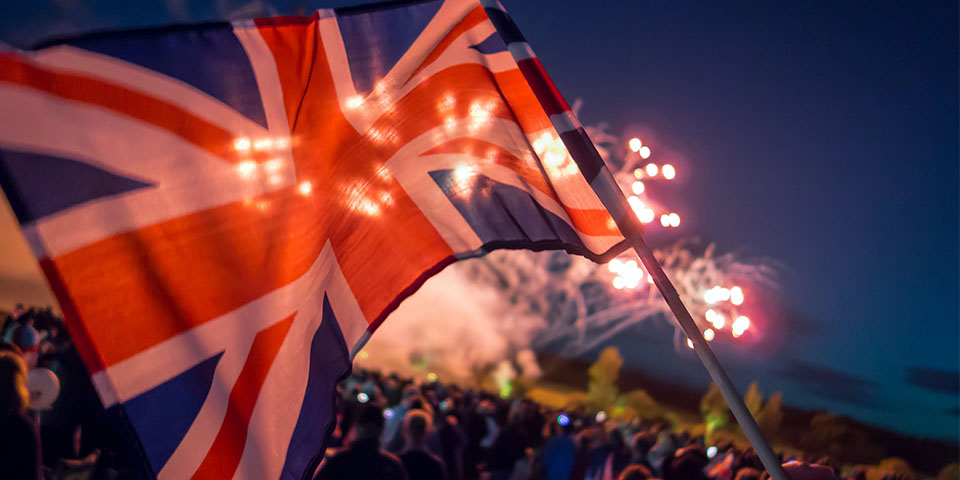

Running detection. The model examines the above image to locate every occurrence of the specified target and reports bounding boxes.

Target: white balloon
[27,368,60,410]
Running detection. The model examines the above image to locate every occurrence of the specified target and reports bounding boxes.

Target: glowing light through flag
[297,181,312,196]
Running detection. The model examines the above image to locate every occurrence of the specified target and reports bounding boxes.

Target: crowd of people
[316,367,847,480]
[0,304,145,480]
[0,304,949,480]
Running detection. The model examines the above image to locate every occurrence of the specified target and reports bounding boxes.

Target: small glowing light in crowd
[384,408,395,419]
[268,174,283,185]
[357,392,369,403]
[608,258,622,272]
[639,145,651,159]
[662,164,676,180]
[298,181,313,196]
[632,181,645,195]
[253,138,274,151]
[645,163,658,176]
[264,158,284,173]
[358,351,369,359]
[634,169,644,179]
[236,161,257,179]
[255,200,269,211]
[613,277,625,290]
[233,137,251,152]
[639,208,655,224]
[626,260,637,269]
[557,414,570,426]
[595,411,607,423]
[707,446,718,459]
[733,316,751,337]
[703,328,715,341]
[687,338,694,349]
[275,137,291,149]
[627,196,644,213]
[669,213,681,227]
[647,274,654,284]
[345,95,364,110]
[730,286,744,306]
[660,214,671,227]
[427,372,438,383]
[628,137,642,152]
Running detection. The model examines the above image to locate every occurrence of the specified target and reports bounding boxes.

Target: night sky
[1,0,957,440]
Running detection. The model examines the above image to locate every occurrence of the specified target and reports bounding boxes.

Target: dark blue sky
[1,0,957,439]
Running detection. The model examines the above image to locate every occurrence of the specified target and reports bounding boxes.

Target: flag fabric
[0,0,631,478]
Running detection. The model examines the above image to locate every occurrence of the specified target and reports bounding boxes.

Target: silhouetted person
[618,464,653,480]
[0,351,41,480]
[541,419,576,480]
[314,404,406,480]
[399,410,446,480]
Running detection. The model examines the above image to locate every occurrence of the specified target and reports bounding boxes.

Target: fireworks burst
[456,110,777,356]
[360,103,777,385]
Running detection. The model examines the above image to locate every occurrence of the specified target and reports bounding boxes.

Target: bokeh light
[730,286,744,306]
[662,164,676,180]
[298,181,313,196]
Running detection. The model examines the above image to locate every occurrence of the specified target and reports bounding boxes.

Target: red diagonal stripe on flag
[192,313,295,480]
[0,54,239,163]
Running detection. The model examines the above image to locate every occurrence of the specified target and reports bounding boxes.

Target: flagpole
[479,2,788,479]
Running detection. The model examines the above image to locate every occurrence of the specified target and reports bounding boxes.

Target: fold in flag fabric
[0,0,633,478]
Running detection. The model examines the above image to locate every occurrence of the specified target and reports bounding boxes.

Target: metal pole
[626,227,787,480]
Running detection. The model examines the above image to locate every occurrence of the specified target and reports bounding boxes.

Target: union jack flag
[0,0,632,478]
